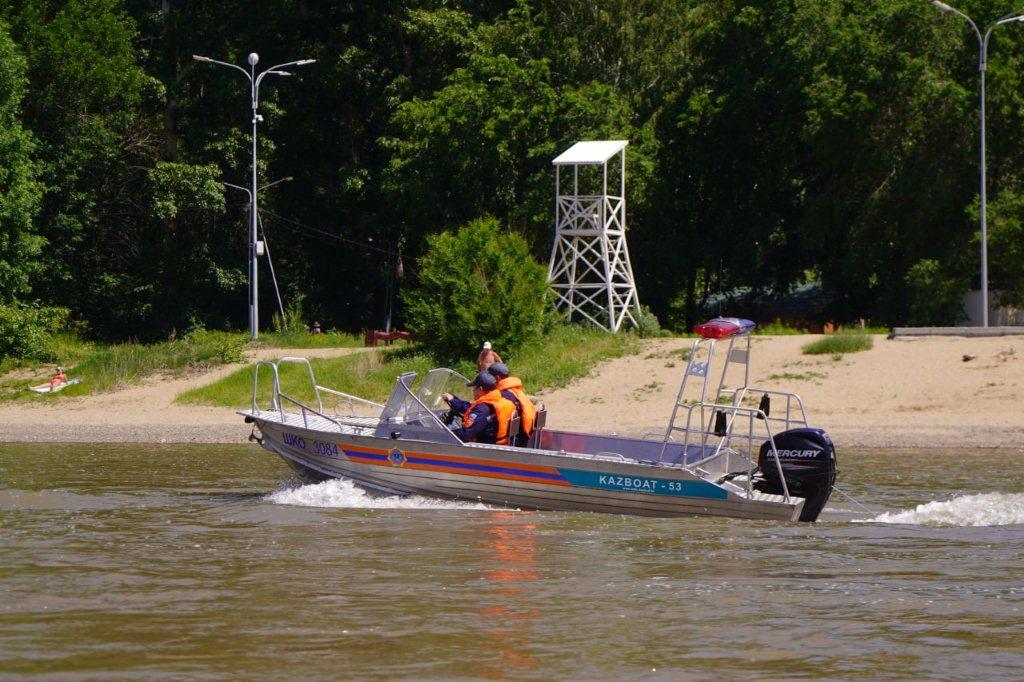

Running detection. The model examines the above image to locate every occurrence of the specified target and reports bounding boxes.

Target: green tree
[2,0,165,336]
[384,1,651,251]
[982,187,1024,307]
[402,216,555,361]
[793,0,977,322]
[0,20,42,303]
[904,258,968,325]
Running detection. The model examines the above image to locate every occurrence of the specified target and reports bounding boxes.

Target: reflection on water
[478,512,540,677]
[1,443,1022,679]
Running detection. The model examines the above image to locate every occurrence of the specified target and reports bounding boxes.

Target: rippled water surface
[2,443,1022,679]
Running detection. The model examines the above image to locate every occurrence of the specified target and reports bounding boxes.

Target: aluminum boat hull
[252,418,806,522]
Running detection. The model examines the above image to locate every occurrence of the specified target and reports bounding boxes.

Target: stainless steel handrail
[316,385,385,415]
[275,356,324,413]
[672,401,792,501]
[249,356,383,431]
[251,360,282,416]
[277,392,343,431]
[720,386,809,431]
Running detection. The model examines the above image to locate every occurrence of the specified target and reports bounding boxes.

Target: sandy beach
[1,335,1022,449]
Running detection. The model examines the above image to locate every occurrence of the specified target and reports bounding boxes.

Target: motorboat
[241,319,837,522]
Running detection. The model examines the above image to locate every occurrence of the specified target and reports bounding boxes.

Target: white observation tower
[548,140,640,332]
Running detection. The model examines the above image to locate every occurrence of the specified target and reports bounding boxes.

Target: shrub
[184,329,246,364]
[272,293,309,333]
[402,217,556,361]
[636,305,671,338]
[801,332,874,355]
[0,304,69,361]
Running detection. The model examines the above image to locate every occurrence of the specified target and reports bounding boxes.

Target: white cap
[482,341,491,350]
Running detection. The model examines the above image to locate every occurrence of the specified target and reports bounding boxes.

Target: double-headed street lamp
[193,52,315,339]
[932,2,1024,327]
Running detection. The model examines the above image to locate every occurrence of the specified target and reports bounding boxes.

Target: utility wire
[259,208,393,256]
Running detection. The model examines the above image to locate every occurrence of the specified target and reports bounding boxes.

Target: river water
[1,443,1022,680]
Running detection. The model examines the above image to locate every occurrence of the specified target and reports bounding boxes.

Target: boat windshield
[378,369,469,438]
[415,368,471,413]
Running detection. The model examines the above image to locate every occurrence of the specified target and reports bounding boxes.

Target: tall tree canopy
[1,0,1023,339]
[0,19,42,303]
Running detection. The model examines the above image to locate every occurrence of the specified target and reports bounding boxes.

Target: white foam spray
[267,478,492,510]
[866,492,1024,527]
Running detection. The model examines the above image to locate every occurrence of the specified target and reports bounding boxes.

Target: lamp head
[192,55,213,62]
[932,1,954,12]
[247,52,259,66]
[268,70,292,76]
[995,13,1024,26]
[296,59,316,66]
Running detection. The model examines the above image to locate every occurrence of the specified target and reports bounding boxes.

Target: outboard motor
[755,428,837,522]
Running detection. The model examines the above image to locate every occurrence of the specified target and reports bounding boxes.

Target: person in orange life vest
[476,341,502,372]
[487,362,535,447]
[49,366,68,388]
[441,371,516,445]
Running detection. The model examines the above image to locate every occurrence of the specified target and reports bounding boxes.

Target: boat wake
[266,478,493,510]
[864,492,1024,527]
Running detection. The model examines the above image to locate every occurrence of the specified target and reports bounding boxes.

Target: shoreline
[1,335,1022,451]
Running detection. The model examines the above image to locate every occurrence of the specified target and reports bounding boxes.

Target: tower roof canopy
[552,140,628,166]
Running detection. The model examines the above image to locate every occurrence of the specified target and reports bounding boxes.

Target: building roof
[552,140,629,165]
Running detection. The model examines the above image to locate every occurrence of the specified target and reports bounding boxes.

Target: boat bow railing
[315,386,385,416]
[250,356,383,430]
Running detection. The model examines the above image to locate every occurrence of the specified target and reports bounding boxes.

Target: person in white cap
[476,341,502,372]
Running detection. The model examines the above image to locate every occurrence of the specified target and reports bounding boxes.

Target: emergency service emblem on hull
[388,448,406,467]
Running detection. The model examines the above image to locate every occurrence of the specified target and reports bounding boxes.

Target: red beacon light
[693,317,756,339]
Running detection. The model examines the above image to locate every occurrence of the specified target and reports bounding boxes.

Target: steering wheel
[440,406,460,427]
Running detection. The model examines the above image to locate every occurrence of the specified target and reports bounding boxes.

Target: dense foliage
[402,216,555,361]
[0,303,67,361]
[1,0,1023,352]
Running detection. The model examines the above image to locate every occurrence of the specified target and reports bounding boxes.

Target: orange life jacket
[496,376,535,436]
[462,389,516,445]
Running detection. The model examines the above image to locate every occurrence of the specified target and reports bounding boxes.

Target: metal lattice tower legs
[548,141,640,332]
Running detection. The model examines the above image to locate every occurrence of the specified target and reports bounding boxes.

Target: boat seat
[528,402,547,448]
[507,413,521,445]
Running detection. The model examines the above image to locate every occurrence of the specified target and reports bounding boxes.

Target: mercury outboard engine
[755,428,837,522]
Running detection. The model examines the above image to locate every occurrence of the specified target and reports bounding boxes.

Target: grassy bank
[177,326,640,408]
[0,330,248,401]
[0,328,364,401]
[254,330,364,349]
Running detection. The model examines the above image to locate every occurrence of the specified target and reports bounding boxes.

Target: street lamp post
[193,52,314,339]
[224,177,293,324]
[932,2,1024,327]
